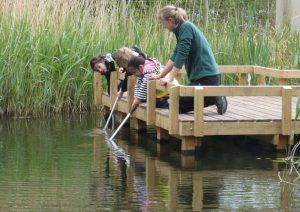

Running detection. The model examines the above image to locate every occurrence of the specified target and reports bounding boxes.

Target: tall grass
[0,0,299,116]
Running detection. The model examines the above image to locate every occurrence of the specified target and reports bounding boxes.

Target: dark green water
[0,114,299,211]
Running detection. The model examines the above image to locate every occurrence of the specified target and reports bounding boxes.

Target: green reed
[0,0,299,116]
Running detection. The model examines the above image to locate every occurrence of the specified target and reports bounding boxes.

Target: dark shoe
[215,96,227,115]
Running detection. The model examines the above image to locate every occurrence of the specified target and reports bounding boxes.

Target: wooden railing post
[147,80,156,125]
[109,71,118,108]
[281,86,292,135]
[127,75,136,113]
[194,87,204,137]
[169,86,179,135]
[238,73,248,85]
[279,78,288,85]
[93,71,102,106]
[257,75,266,85]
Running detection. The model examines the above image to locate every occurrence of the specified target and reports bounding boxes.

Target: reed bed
[0,0,299,116]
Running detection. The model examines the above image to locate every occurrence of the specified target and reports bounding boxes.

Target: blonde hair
[157,5,188,24]
[114,47,138,68]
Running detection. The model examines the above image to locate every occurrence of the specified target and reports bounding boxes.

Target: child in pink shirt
[126,55,169,111]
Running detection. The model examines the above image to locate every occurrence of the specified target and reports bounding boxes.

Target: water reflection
[0,114,299,211]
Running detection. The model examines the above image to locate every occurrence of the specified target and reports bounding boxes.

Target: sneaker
[215,96,228,115]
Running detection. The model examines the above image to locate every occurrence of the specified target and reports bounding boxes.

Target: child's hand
[117,91,124,99]
[130,98,141,113]
[148,74,160,81]
[159,78,168,86]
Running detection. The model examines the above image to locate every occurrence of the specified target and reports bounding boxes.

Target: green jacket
[170,21,219,82]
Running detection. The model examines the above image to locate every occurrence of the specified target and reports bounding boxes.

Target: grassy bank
[0,0,299,116]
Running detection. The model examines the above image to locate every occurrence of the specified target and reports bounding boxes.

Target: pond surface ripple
[0,114,299,211]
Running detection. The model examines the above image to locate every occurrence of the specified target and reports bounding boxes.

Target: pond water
[0,113,299,211]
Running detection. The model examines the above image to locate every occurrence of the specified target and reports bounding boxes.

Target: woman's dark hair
[90,57,101,70]
[89,55,115,73]
[131,46,147,59]
[127,55,146,68]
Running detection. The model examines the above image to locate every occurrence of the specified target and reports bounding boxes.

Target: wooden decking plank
[204,103,257,121]
[163,110,222,122]
[230,97,281,118]
[227,96,297,119]
[156,108,221,121]
[227,107,275,121]
[178,106,243,122]
[239,96,282,112]
[156,98,276,122]
[249,96,298,117]
[202,110,235,121]
[204,106,254,121]
[155,108,169,116]
[220,102,259,121]
[198,107,238,121]
[227,99,277,118]
[229,97,281,116]
[147,96,296,125]
[225,101,279,121]
[249,96,282,106]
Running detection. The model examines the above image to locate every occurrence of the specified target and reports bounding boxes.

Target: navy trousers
[179,74,220,113]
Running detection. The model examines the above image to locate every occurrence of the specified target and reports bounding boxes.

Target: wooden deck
[94,65,300,153]
[157,96,297,122]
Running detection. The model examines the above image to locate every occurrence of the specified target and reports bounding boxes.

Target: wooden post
[279,78,288,85]
[272,134,291,150]
[194,87,204,137]
[110,71,118,108]
[238,73,247,85]
[127,75,136,113]
[196,138,202,150]
[132,119,146,133]
[181,136,197,155]
[115,111,127,123]
[169,86,179,135]
[181,155,195,168]
[147,80,156,125]
[257,75,266,85]
[93,71,102,106]
[281,86,292,135]
[156,127,170,142]
[156,143,170,156]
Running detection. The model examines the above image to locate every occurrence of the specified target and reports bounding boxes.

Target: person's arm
[159,60,174,78]
[131,77,144,113]
[148,59,173,81]
[117,90,123,99]
[162,66,180,84]
[130,97,141,112]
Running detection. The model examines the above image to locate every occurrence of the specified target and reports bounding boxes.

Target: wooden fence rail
[94,65,300,153]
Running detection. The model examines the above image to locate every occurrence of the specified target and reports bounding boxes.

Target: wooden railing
[219,65,300,85]
[151,83,300,136]
[94,65,300,138]
[94,65,300,106]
